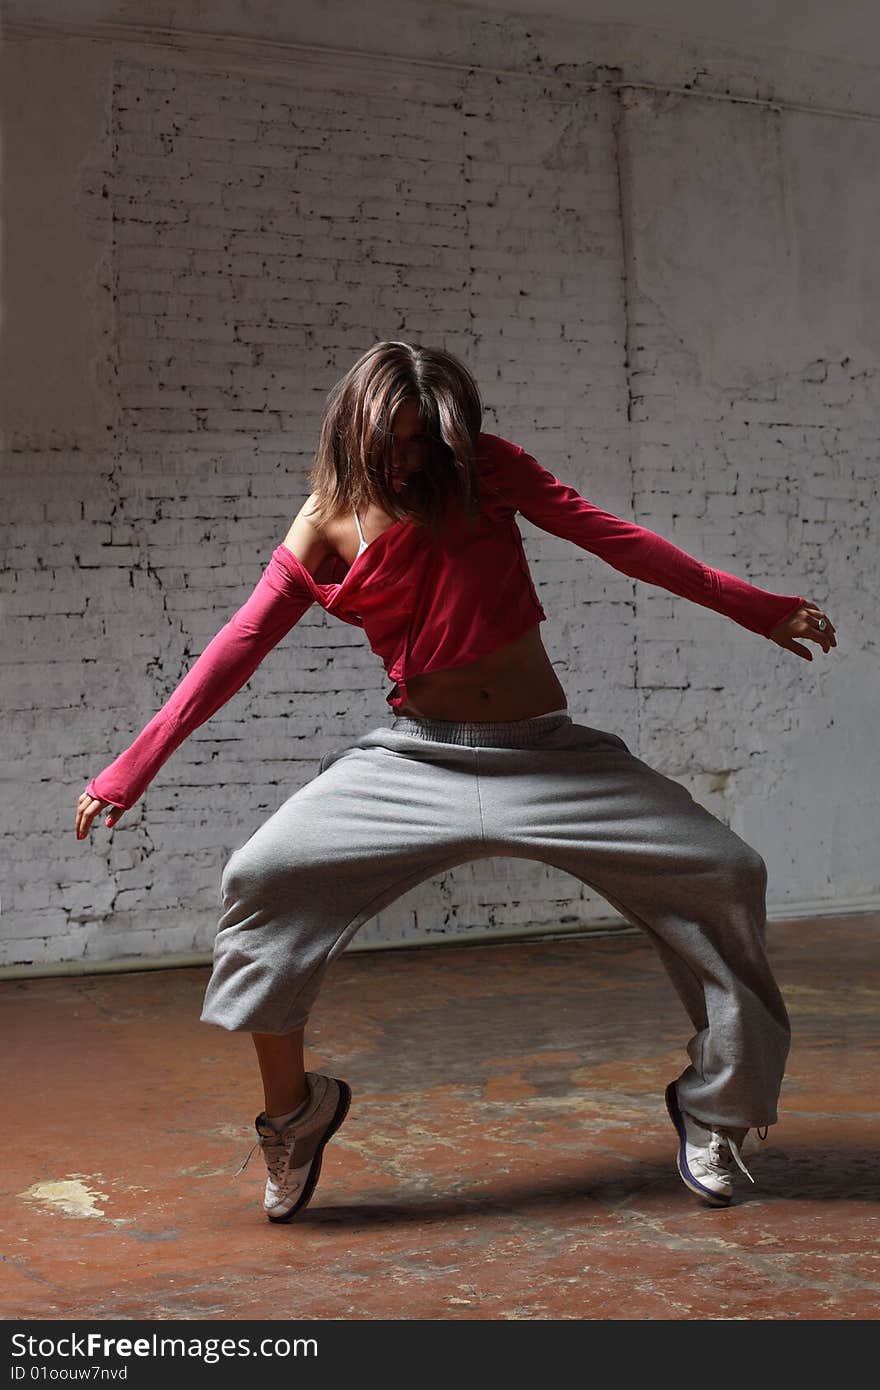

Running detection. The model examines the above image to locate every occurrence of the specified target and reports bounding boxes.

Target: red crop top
[85,432,805,810]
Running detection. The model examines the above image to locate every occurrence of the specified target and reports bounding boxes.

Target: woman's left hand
[767,602,837,661]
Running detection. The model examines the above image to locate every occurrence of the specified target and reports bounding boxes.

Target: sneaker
[665,1079,757,1207]
[236,1072,352,1222]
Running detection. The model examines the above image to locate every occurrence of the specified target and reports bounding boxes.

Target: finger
[807,612,837,644]
[783,640,813,661]
[77,800,107,838]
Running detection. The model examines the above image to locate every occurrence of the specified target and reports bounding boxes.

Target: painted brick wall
[2,14,876,972]
[618,88,879,901]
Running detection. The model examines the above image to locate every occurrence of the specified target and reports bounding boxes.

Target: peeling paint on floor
[18,1177,108,1220]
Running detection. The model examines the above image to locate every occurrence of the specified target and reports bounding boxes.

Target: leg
[212,729,486,1220]
[252,1028,306,1115]
[475,721,790,1131]
[202,732,484,1036]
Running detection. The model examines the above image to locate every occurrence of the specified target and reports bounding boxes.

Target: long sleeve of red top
[503,446,805,638]
[84,550,315,810]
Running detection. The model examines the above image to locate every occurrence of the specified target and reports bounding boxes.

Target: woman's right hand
[76,791,125,839]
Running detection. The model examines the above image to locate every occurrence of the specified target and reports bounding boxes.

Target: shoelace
[706,1128,761,1184]
[234,1130,300,1191]
[234,1139,260,1178]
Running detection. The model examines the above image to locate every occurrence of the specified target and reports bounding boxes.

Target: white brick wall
[2,10,877,972]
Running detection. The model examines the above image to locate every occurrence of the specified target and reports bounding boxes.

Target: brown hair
[307,341,483,538]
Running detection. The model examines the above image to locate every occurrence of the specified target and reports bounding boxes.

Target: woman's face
[388,399,430,491]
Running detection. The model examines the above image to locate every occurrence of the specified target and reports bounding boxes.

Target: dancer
[76,341,836,1218]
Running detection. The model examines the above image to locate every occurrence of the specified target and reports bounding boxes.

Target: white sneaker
[665,1080,756,1207]
[236,1072,351,1222]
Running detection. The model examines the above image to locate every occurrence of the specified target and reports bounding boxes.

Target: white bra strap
[353,509,367,546]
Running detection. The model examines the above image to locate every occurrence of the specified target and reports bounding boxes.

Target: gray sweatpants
[201,712,790,1128]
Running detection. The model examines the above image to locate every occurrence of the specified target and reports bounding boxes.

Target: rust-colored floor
[2,915,877,1321]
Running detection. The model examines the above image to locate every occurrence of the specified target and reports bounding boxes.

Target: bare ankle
[266,1080,309,1117]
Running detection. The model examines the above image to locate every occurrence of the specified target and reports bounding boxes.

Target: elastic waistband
[390,709,573,748]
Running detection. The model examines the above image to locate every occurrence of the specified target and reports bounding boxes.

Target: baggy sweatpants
[201,712,791,1129]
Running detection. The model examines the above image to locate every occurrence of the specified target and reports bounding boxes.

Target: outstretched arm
[495,444,812,640]
[76,501,327,833]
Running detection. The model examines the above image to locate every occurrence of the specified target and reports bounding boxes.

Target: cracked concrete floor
[1,915,877,1321]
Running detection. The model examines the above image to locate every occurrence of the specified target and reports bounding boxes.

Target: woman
[76,341,836,1221]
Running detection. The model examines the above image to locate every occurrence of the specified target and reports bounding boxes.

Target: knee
[219,840,310,913]
[721,838,767,897]
[219,846,262,910]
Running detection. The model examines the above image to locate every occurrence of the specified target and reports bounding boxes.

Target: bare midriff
[402,623,567,722]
